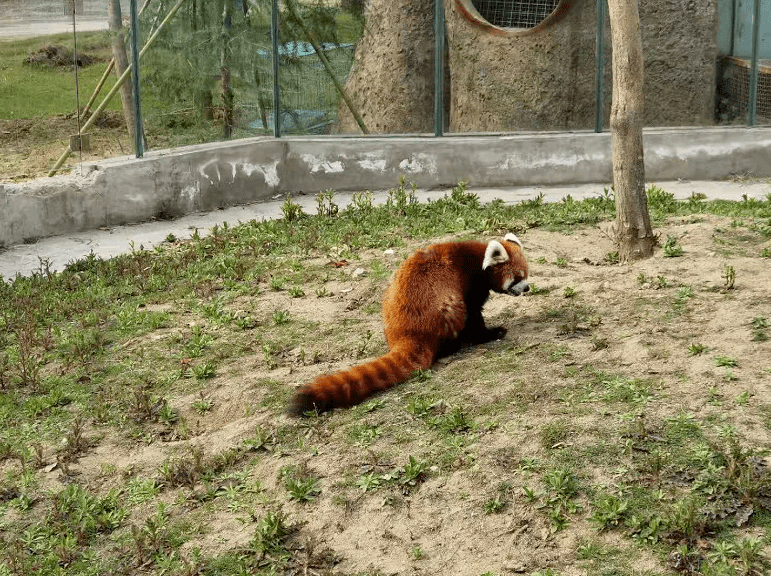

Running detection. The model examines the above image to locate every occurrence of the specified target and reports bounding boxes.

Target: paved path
[0,17,108,40]
[2,179,769,280]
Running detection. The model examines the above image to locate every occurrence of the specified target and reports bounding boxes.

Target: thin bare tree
[607,0,655,262]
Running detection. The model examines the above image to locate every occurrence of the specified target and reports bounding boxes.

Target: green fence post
[594,0,606,133]
[130,0,143,157]
[748,0,761,126]
[434,0,445,137]
[272,0,281,138]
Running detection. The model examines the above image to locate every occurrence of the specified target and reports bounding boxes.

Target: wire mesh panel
[724,58,771,125]
[471,0,560,28]
[277,1,362,135]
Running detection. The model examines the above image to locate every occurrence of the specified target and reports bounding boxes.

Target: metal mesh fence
[471,0,560,29]
[725,57,771,125]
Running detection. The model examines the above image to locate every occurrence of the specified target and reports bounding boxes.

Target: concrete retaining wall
[2,127,771,248]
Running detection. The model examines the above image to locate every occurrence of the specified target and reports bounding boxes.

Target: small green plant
[540,419,569,450]
[192,394,213,414]
[714,355,738,367]
[250,510,292,570]
[272,309,291,325]
[158,401,179,424]
[283,470,321,503]
[722,264,736,290]
[400,456,427,487]
[192,361,216,380]
[316,189,338,217]
[590,493,629,530]
[663,235,684,257]
[604,251,619,264]
[269,276,286,291]
[688,343,707,355]
[555,257,568,268]
[281,194,305,222]
[483,483,511,515]
[410,544,424,560]
[356,472,382,492]
[734,390,750,405]
[751,316,768,341]
[355,330,374,358]
[563,286,576,299]
[761,247,771,258]
[288,286,305,298]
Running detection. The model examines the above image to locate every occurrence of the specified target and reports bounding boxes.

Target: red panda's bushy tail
[288,343,433,416]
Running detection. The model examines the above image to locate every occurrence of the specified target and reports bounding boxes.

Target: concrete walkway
[0,18,108,40]
[1,179,769,280]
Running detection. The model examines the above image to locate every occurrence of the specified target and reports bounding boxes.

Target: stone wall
[338,0,718,133]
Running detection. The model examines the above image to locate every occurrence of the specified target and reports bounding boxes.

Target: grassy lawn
[1,181,771,575]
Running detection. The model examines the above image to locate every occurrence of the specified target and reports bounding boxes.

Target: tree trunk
[607,0,655,262]
[108,0,137,151]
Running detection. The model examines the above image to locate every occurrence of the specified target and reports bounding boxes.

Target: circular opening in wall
[456,0,574,35]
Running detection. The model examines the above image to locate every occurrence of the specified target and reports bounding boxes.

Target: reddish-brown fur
[288,236,529,416]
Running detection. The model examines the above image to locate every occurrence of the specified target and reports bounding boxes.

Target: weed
[355,329,374,358]
[590,493,629,530]
[751,316,768,341]
[316,189,338,217]
[348,422,381,447]
[604,251,619,264]
[722,265,736,290]
[555,257,568,268]
[272,309,291,325]
[540,419,569,450]
[288,286,305,298]
[430,406,474,434]
[483,483,512,514]
[688,343,707,355]
[400,455,428,487]
[192,361,216,380]
[663,235,684,257]
[281,195,305,222]
[714,355,738,367]
[356,472,382,492]
[563,286,577,299]
[283,469,321,503]
[192,393,213,414]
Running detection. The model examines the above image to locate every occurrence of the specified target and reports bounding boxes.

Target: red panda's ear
[504,233,522,248]
[482,240,510,270]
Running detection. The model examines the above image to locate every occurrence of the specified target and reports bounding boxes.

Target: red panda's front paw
[485,326,507,341]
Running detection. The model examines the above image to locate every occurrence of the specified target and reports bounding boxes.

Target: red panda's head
[482,233,530,296]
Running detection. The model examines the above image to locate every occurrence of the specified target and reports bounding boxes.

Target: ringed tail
[289,344,432,416]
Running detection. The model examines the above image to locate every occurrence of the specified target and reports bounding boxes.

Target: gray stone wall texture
[339,0,718,133]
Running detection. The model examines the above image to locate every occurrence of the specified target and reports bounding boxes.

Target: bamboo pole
[83,0,151,117]
[48,0,188,176]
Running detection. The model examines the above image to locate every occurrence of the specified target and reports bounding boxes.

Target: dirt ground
[6,213,770,574]
[0,114,128,182]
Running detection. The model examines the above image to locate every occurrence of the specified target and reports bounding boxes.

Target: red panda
[288,233,529,416]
